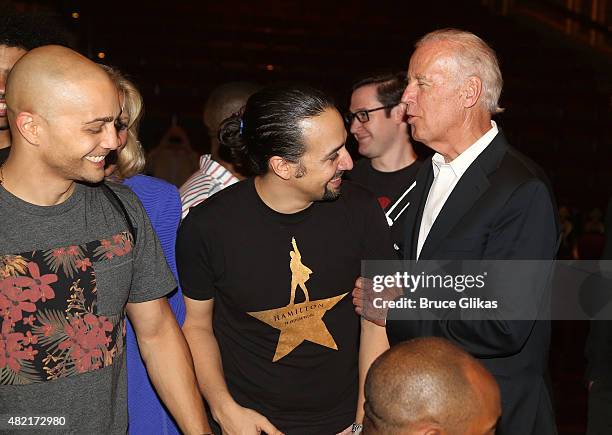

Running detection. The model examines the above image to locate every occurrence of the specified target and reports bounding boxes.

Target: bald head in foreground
[364,337,501,435]
[3,45,119,204]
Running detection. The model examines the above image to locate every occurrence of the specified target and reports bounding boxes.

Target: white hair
[417,29,504,114]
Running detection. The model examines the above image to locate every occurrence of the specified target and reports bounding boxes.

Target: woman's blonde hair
[101,64,146,179]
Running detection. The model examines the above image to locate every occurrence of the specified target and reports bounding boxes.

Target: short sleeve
[176,208,217,300]
[112,185,177,303]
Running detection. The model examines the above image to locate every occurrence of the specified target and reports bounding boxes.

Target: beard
[322,185,340,201]
[321,170,344,201]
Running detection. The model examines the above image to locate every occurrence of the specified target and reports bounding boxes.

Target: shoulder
[339,180,380,208]
[408,159,424,171]
[490,144,558,226]
[103,180,141,205]
[183,178,249,220]
[496,145,554,197]
[124,174,179,197]
[347,158,370,180]
[180,171,222,199]
[123,175,181,214]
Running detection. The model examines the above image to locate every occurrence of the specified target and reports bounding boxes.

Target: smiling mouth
[330,171,344,183]
[85,155,106,163]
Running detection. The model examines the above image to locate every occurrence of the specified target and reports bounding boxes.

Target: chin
[321,186,341,201]
[80,171,105,185]
[358,144,373,158]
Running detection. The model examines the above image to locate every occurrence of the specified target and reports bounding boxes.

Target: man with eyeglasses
[345,72,421,254]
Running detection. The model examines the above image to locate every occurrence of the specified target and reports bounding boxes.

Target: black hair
[218,84,336,175]
[352,72,407,116]
[0,5,70,50]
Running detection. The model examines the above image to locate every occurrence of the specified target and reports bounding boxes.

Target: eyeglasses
[344,105,394,125]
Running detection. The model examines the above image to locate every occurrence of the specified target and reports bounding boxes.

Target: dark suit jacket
[387,131,560,435]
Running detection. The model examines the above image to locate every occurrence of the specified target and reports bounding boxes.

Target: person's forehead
[350,84,380,109]
[408,41,453,74]
[300,108,346,154]
[52,79,120,121]
[0,44,28,70]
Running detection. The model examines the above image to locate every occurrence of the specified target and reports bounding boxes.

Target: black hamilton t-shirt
[346,158,422,252]
[177,178,394,434]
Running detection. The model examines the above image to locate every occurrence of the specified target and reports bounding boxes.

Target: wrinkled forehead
[408,41,458,76]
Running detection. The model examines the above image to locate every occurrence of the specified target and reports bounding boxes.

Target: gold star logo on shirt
[247,237,348,362]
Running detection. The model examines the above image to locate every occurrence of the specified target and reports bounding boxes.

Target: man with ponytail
[177,84,395,435]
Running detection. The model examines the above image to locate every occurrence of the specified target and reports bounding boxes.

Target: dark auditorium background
[7,0,611,433]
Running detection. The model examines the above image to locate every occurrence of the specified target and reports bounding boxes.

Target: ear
[390,103,406,125]
[14,111,42,145]
[462,76,482,109]
[268,156,292,180]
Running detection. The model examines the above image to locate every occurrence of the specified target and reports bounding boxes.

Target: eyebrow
[322,143,344,160]
[83,116,115,125]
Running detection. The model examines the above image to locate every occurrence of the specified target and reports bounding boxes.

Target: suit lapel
[418,131,509,259]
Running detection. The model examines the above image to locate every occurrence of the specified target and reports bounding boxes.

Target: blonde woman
[102,66,205,435]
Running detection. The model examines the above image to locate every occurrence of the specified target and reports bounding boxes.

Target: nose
[349,117,362,135]
[0,72,7,95]
[101,124,120,151]
[401,82,416,106]
[338,146,353,171]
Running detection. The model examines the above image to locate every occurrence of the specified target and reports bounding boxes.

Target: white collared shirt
[416,121,499,259]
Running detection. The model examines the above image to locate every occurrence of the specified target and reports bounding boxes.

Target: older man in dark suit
[355,29,560,435]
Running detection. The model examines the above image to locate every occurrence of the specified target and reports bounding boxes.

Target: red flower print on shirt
[12,262,58,303]
[67,246,79,256]
[22,315,36,327]
[75,258,92,272]
[0,330,32,373]
[0,280,37,327]
[43,324,55,337]
[23,330,38,345]
[58,313,114,373]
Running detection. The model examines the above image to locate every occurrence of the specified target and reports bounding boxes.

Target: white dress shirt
[416,121,499,259]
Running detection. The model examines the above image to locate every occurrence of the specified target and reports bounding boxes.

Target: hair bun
[218,113,247,155]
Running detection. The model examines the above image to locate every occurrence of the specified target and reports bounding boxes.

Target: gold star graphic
[248,293,348,362]
[247,237,348,362]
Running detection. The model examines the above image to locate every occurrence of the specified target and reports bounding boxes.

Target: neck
[254,174,312,214]
[0,129,10,149]
[371,140,417,172]
[437,114,492,162]
[1,148,75,206]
